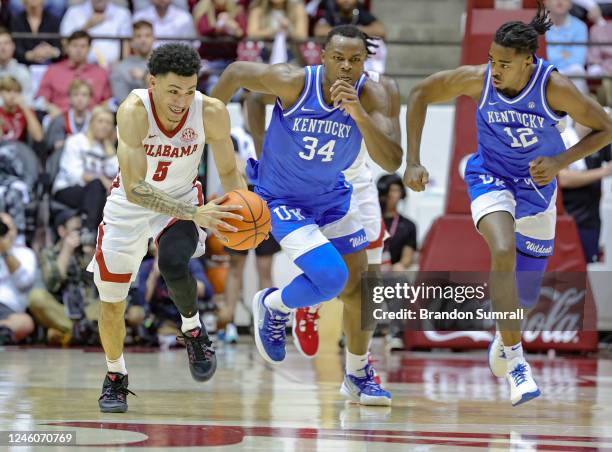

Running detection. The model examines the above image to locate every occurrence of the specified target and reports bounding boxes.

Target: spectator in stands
[247,0,308,64]
[545,0,589,93]
[133,0,189,13]
[571,0,612,24]
[195,0,247,93]
[377,173,417,351]
[52,106,118,239]
[45,79,93,154]
[0,147,30,244]
[132,0,198,48]
[36,31,112,116]
[8,0,65,20]
[110,20,154,104]
[0,29,33,106]
[0,212,36,345]
[60,0,132,68]
[0,76,43,144]
[587,20,612,106]
[314,0,385,38]
[10,0,62,66]
[377,174,417,272]
[559,120,611,263]
[28,209,100,346]
[135,245,214,342]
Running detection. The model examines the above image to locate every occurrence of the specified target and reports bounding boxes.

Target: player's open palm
[403,163,429,192]
[194,194,243,242]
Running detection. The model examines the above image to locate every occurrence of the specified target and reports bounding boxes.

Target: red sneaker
[292,306,320,358]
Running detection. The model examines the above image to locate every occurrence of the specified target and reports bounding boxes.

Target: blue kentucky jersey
[248,65,367,202]
[476,56,566,179]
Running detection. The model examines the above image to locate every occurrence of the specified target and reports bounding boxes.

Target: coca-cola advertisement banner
[362,271,598,335]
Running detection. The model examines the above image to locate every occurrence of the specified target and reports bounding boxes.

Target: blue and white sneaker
[340,364,392,406]
[224,323,238,344]
[506,357,541,406]
[252,288,290,364]
[488,332,506,378]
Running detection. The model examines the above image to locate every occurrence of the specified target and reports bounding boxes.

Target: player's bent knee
[312,261,349,300]
[158,252,190,281]
[491,244,516,269]
[100,300,126,322]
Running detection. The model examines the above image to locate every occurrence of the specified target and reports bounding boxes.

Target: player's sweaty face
[153,73,197,123]
[322,36,366,86]
[488,42,532,93]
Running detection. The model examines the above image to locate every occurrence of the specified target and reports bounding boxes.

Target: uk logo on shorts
[181,127,198,143]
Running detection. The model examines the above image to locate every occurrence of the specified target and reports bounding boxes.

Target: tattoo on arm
[131,180,197,219]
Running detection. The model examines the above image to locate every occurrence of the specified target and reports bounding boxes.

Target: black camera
[0,220,8,237]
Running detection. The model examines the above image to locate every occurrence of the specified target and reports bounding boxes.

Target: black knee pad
[157,221,199,281]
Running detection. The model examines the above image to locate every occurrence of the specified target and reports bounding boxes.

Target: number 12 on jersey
[299,137,336,162]
[503,127,538,148]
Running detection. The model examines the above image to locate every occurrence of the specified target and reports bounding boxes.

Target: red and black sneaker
[292,306,320,358]
[98,372,135,413]
[180,327,217,382]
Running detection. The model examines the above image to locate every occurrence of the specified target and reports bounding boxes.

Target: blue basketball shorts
[255,183,369,262]
[464,153,557,257]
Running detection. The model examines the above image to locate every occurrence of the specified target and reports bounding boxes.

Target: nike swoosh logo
[511,345,521,351]
[488,101,498,106]
[148,134,157,139]
[301,107,315,112]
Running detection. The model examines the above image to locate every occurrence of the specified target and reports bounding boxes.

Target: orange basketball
[218,189,271,251]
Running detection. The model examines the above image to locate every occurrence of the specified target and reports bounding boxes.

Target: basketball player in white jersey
[87,43,246,413]
[244,72,401,358]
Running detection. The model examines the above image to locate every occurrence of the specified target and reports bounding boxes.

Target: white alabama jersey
[113,88,206,198]
[343,140,372,185]
[343,70,380,185]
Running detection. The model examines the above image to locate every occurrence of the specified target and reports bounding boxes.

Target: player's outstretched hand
[529,156,563,186]
[194,194,243,243]
[403,163,429,192]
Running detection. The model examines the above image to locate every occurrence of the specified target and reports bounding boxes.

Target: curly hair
[324,24,379,58]
[148,43,201,77]
[494,0,553,55]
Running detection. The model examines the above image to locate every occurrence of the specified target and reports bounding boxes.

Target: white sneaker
[506,357,541,406]
[488,332,506,378]
[225,323,238,344]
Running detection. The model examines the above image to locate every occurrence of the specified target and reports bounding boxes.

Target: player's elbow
[603,117,612,143]
[377,146,402,172]
[389,149,403,171]
[408,84,427,107]
[124,180,141,204]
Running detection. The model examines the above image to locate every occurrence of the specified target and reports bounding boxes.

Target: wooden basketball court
[1,337,611,451]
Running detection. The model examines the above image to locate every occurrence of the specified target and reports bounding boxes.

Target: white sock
[346,350,368,376]
[264,289,291,314]
[504,342,524,362]
[181,312,202,333]
[106,354,127,375]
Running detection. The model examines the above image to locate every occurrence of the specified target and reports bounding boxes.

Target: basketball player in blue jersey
[212,25,402,406]
[404,2,612,406]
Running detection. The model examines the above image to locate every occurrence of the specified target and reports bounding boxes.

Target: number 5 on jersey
[152,161,172,181]
[299,136,336,162]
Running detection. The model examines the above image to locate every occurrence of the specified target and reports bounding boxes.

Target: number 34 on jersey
[299,136,336,162]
